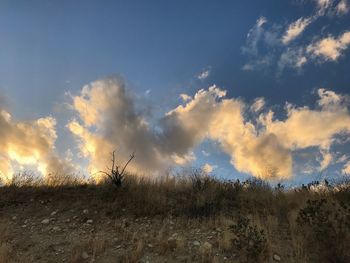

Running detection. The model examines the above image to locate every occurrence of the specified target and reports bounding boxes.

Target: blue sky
[0,0,350,185]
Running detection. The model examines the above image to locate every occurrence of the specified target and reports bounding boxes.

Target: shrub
[297,198,350,263]
[229,215,269,262]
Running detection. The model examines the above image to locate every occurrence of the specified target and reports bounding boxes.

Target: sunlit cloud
[242,0,350,72]
[307,31,350,61]
[250,97,266,113]
[282,17,313,45]
[342,160,350,174]
[0,106,74,183]
[68,77,350,181]
[336,0,349,15]
[202,163,217,173]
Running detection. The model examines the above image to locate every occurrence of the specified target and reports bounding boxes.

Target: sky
[0,0,350,185]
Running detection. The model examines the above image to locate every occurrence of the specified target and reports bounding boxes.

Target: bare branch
[120,152,135,176]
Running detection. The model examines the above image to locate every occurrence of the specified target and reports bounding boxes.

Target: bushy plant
[229,215,269,262]
[297,198,350,263]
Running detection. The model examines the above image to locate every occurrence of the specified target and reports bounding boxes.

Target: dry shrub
[228,215,270,263]
[297,198,350,263]
[69,236,107,263]
[0,243,12,263]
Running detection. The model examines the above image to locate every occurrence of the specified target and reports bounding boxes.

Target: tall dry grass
[1,170,350,262]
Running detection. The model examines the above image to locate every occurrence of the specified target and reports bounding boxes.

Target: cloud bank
[0,77,349,182]
[0,107,74,184]
[67,77,350,181]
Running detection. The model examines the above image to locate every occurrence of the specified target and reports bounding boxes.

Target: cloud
[282,17,313,44]
[202,150,210,157]
[315,0,333,14]
[0,106,74,183]
[336,0,349,15]
[242,1,350,72]
[68,78,350,181]
[197,68,211,80]
[242,16,270,57]
[202,163,217,173]
[250,97,266,113]
[319,150,334,170]
[307,31,350,61]
[342,160,350,174]
[68,77,202,180]
[278,47,307,70]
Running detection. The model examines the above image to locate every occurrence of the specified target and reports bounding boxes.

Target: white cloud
[278,47,308,70]
[282,17,313,44]
[197,69,210,80]
[319,150,333,170]
[202,163,217,173]
[307,31,350,61]
[336,0,349,15]
[242,1,350,72]
[342,160,350,174]
[68,78,350,181]
[315,0,333,14]
[179,93,192,102]
[250,97,266,112]
[202,150,210,157]
[0,107,74,183]
[242,16,270,57]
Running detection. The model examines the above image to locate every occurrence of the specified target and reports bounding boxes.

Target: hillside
[0,174,349,263]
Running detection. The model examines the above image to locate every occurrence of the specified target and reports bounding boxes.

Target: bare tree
[98,151,135,187]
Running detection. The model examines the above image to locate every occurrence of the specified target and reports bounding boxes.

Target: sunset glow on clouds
[1,77,350,183]
[0,1,350,184]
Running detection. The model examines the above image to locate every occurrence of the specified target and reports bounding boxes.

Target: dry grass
[1,171,350,262]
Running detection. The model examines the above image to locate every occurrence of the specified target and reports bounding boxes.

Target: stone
[53,226,61,232]
[273,254,281,261]
[81,251,89,259]
[51,211,57,216]
[202,242,212,251]
[193,241,200,246]
[83,209,89,214]
[167,237,177,247]
[86,219,93,224]
[12,216,17,220]
[41,219,50,224]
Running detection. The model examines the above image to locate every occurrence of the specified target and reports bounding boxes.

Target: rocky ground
[1,197,287,263]
[1,177,349,263]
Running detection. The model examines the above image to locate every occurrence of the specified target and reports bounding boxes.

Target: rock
[202,242,212,251]
[273,254,281,261]
[86,219,93,224]
[167,237,177,249]
[83,209,89,214]
[52,226,61,232]
[41,219,50,224]
[12,216,17,220]
[81,251,89,259]
[51,211,57,216]
[193,241,200,246]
